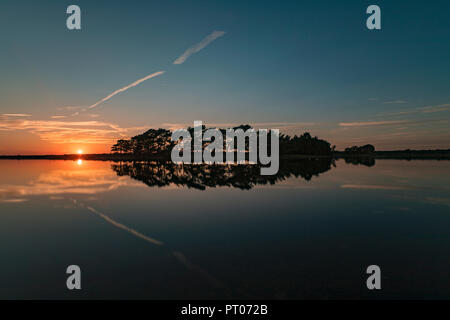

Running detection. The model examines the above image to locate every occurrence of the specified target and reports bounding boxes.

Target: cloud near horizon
[379,102,450,117]
[173,31,226,64]
[384,100,407,104]
[339,120,411,127]
[0,116,143,145]
[56,106,84,111]
[420,103,450,113]
[161,121,317,131]
[2,113,32,117]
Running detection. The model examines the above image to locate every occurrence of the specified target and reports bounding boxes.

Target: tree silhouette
[279,132,332,155]
[344,144,375,154]
[111,139,133,154]
[132,129,173,155]
[111,126,333,156]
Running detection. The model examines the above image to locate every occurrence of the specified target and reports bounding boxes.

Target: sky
[0,0,449,154]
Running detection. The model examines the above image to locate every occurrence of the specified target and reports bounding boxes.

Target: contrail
[86,205,164,246]
[74,201,226,289]
[62,30,225,115]
[88,71,165,109]
[173,31,225,65]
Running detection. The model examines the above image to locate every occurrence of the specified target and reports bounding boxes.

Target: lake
[0,159,449,299]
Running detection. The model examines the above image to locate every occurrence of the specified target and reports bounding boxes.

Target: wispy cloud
[161,121,316,131]
[341,184,408,190]
[51,115,66,119]
[0,198,29,203]
[173,31,226,65]
[379,102,450,117]
[384,100,407,104]
[2,113,32,117]
[0,117,141,144]
[88,71,165,109]
[56,106,84,111]
[339,120,410,127]
[425,197,450,207]
[420,103,450,113]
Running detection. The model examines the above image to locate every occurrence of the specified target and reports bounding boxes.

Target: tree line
[111,125,335,156]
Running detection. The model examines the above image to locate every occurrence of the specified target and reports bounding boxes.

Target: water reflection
[344,157,376,167]
[0,160,143,203]
[0,158,379,203]
[110,158,335,190]
[77,200,226,289]
[1,159,450,299]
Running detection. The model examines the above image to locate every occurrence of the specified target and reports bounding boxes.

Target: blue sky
[0,0,449,154]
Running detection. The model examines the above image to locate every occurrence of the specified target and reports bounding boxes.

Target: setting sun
[77,149,83,154]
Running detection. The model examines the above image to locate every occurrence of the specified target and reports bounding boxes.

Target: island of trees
[2,124,450,161]
[111,125,335,157]
[106,126,450,162]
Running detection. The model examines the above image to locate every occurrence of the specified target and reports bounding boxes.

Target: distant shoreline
[1,150,450,161]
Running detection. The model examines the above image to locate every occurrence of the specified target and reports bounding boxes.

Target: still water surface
[0,159,449,299]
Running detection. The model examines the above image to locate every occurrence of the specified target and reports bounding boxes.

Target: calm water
[0,159,449,299]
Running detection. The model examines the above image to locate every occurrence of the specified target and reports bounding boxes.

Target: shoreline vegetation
[1,125,449,160]
[0,149,450,161]
[1,150,450,161]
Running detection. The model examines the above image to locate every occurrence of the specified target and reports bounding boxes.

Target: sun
[77,159,83,166]
[77,149,83,155]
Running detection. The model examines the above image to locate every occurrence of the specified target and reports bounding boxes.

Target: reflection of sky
[1,159,450,299]
[1,1,450,154]
[0,160,144,203]
[1,159,449,209]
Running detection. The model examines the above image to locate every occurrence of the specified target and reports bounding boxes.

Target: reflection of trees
[344,157,376,167]
[110,158,333,190]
